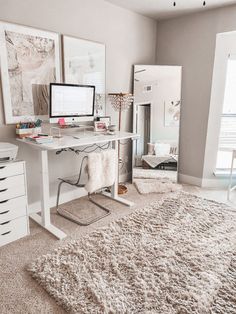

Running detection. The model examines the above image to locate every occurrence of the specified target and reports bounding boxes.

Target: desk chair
[56,150,116,225]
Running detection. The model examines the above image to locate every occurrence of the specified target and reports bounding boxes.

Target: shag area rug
[28,192,236,314]
[134,178,181,194]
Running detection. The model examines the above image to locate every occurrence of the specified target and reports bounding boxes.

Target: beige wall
[156,4,236,184]
[0,0,157,211]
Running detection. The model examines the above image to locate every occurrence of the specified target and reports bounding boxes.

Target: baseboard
[201,177,232,188]
[28,187,87,214]
[178,171,236,189]
[178,173,202,186]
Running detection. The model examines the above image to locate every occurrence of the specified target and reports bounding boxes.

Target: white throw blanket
[142,154,178,168]
[85,149,116,194]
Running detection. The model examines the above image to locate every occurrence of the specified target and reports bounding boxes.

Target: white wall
[156,4,236,185]
[0,0,157,211]
[203,31,236,185]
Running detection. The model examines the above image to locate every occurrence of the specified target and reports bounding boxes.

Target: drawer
[0,162,24,179]
[0,196,27,224]
[0,174,25,190]
[0,216,28,247]
[0,184,25,202]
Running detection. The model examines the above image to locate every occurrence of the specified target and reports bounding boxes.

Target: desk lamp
[108,92,134,194]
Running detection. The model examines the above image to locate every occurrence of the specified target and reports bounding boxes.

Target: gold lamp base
[118,184,128,195]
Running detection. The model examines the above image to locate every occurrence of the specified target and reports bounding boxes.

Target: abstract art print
[0,22,61,123]
[63,35,105,115]
[164,100,181,127]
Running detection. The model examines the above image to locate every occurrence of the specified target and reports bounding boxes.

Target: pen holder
[16,127,42,138]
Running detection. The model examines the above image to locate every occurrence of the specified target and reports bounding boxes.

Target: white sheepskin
[85,149,116,193]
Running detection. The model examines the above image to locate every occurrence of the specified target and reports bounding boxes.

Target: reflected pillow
[154,143,170,156]
[147,143,155,155]
[170,146,178,155]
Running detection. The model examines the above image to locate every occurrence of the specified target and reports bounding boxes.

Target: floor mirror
[132,65,182,185]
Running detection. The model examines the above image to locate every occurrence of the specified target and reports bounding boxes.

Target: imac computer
[49,83,95,124]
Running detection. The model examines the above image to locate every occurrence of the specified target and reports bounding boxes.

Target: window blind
[219,115,236,148]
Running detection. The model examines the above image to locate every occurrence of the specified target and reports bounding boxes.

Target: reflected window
[216,56,236,169]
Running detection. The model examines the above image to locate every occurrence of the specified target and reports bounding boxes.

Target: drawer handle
[0,188,7,193]
[1,231,11,236]
[0,220,10,225]
[0,166,6,170]
[0,210,9,215]
[0,199,8,204]
[0,178,6,181]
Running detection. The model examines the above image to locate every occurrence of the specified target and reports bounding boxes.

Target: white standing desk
[17,131,138,239]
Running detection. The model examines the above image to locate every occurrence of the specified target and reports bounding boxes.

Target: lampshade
[108,93,134,112]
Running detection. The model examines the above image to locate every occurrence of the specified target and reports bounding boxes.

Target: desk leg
[30,150,67,240]
[102,140,134,207]
[41,150,50,226]
[111,140,119,199]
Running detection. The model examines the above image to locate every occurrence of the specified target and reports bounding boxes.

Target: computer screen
[50,83,95,118]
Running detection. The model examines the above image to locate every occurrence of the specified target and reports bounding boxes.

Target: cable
[56,142,111,155]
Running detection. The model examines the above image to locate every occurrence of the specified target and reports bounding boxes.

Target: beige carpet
[28,192,236,314]
[1,184,236,314]
[0,184,171,314]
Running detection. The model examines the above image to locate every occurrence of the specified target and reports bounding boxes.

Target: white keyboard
[72,131,104,139]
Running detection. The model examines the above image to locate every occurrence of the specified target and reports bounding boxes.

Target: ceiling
[105,0,236,20]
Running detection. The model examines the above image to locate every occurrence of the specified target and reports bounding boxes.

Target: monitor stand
[59,123,80,129]
[59,124,95,134]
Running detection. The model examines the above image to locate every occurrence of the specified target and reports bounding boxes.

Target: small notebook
[26,135,53,144]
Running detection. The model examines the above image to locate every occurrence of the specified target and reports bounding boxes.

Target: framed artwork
[0,22,61,124]
[94,121,107,132]
[164,100,181,127]
[97,116,111,127]
[63,35,106,115]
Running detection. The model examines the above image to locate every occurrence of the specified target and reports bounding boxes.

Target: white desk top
[17,131,138,151]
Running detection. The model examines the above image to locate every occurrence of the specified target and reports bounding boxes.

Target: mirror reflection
[133,65,182,184]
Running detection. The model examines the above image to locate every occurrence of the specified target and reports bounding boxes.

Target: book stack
[25,135,54,144]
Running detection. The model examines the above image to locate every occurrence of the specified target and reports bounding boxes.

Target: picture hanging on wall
[0,22,61,124]
[164,100,181,127]
[63,35,106,115]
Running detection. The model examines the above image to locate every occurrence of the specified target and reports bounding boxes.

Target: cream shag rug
[28,193,236,314]
[134,178,181,194]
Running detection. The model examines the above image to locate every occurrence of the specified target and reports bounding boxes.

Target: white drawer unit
[0,161,29,247]
[0,216,28,247]
[0,174,25,190]
[0,196,27,224]
[0,184,25,202]
[0,162,24,178]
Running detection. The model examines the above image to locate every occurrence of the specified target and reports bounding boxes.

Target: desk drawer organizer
[0,161,29,247]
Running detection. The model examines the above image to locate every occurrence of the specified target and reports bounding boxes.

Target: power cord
[56,142,111,155]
